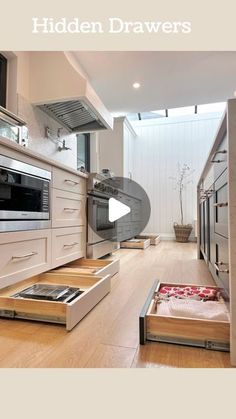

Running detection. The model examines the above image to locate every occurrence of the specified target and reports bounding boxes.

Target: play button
[88,176,151,243]
[109,197,131,222]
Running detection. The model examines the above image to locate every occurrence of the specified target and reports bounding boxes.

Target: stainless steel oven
[0,154,51,231]
[88,195,116,243]
[87,173,117,258]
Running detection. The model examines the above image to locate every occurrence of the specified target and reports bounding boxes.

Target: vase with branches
[170,163,194,242]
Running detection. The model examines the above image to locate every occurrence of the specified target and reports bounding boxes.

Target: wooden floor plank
[85,344,136,368]
[132,342,232,368]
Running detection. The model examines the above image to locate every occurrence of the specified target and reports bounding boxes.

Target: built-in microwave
[0,154,51,231]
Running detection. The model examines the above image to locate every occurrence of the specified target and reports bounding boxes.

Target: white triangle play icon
[109,197,131,222]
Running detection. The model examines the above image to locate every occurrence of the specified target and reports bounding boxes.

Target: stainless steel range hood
[29,52,113,133]
[38,99,107,133]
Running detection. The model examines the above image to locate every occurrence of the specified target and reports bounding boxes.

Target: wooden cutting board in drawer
[0,230,51,289]
[51,257,120,278]
[52,189,86,228]
[0,271,111,331]
[140,280,230,351]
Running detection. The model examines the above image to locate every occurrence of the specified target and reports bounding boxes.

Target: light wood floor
[0,241,232,368]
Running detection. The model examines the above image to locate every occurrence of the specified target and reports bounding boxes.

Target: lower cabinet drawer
[0,230,51,289]
[121,238,150,249]
[52,166,86,195]
[140,281,230,351]
[214,234,229,297]
[0,272,111,331]
[51,257,120,278]
[51,227,86,268]
[52,189,86,228]
[136,234,161,246]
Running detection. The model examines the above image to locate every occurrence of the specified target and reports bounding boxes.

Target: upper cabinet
[29,52,113,133]
[96,117,137,177]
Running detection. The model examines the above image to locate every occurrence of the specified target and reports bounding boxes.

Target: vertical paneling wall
[132,113,222,239]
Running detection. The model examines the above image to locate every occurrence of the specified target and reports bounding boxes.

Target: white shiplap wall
[131,113,222,239]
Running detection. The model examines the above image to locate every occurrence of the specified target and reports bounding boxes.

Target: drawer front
[140,280,230,351]
[66,274,111,330]
[52,227,86,268]
[0,230,51,289]
[212,134,228,182]
[214,234,229,296]
[52,189,86,228]
[203,166,214,191]
[52,167,86,195]
[61,257,120,277]
[214,171,228,238]
[0,273,111,331]
[86,240,116,259]
[136,235,160,245]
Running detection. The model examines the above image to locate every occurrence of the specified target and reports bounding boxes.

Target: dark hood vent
[38,99,106,133]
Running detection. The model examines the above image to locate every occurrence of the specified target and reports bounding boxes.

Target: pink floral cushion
[158,285,219,301]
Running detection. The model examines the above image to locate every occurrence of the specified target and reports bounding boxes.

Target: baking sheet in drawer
[0,272,111,330]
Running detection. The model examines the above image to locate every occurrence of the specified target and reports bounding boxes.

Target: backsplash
[17,94,77,169]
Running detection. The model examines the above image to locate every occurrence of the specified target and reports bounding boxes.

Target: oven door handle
[92,198,109,205]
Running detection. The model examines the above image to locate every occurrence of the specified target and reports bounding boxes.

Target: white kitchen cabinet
[96,117,136,178]
[51,226,86,268]
[0,229,52,289]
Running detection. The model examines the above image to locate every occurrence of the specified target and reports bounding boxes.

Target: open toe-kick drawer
[140,280,230,351]
[50,257,120,278]
[0,272,111,331]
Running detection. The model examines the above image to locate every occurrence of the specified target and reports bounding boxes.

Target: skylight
[127,101,226,121]
[197,102,226,114]
[168,106,195,117]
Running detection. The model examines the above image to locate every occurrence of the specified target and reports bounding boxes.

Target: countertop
[0,135,88,179]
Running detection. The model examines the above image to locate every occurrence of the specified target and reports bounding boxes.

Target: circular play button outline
[88,176,151,243]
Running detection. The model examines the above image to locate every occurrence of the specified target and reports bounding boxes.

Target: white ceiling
[73,52,236,114]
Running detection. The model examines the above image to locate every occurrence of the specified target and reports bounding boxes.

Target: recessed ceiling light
[133,82,141,89]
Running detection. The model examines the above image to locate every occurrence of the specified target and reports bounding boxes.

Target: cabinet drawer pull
[64,179,80,185]
[211,150,227,163]
[12,251,38,260]
[64,207,79,212]
[214,262,229,274]
[63,242,79,248]
[213,202,228,207]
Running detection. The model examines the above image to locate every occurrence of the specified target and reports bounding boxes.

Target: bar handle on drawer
[63,242,79,248]
[12,251,38,260]
[211,149,227,163]
[64,207,79,212]
[213,202,228,207]
[64,179,80,185]
[214,262,229,273]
